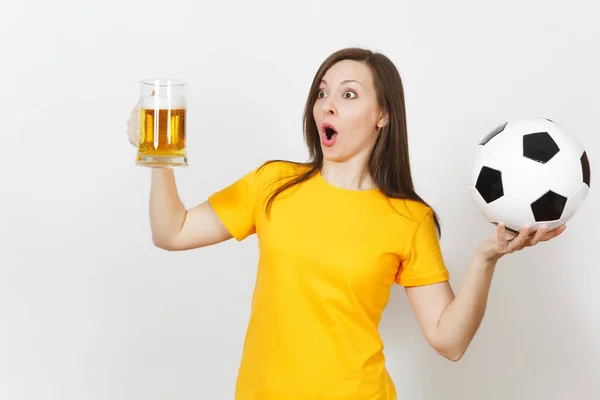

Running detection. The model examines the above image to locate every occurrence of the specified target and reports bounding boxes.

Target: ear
[377,110,389,129]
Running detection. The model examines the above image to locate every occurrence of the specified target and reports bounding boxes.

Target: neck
[320,157,375,191]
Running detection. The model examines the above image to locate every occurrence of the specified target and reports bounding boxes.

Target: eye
[343,91,357,99]
[316,90,327,99]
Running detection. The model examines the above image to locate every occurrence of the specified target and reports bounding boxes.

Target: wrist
[474,243,501,267]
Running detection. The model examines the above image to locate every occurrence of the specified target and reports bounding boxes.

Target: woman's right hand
[127,102,140,147]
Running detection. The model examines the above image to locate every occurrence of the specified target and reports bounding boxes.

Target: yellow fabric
[208,161,449,400]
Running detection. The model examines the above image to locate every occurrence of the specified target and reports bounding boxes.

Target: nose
[321,96,337,117]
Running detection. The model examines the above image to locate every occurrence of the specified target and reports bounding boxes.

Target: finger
[541,225,566,241]
[505,230,519,241]
[496,223,509,251]
[498,222,517,241]
[527,226,548,246]
[507,227,531,252]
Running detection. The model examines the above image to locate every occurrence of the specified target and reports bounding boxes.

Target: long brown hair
[260,47,441,236]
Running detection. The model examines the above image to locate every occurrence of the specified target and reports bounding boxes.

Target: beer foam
[140,95,186,110]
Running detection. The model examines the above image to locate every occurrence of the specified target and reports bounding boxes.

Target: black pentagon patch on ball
[476,166,503,203]
[523,132,560,163]
[530,190,567,221]
[581,151,591,186]
[479,122,507,145]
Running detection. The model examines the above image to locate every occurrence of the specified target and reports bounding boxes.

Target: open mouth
[325,127,337,140]
[322,123,338,140]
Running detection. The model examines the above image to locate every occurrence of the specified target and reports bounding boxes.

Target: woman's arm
[405,252,496,361]
[126,103,233,251]
[149,169,233,251]
[405,223,565,361]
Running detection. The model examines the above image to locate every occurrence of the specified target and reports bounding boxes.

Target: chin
[321,147,348,162]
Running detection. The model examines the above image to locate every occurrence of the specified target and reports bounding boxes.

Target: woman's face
[313,60,387,163]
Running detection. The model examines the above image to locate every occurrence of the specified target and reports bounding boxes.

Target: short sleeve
[207,167,262,242]
[395,209,450,287]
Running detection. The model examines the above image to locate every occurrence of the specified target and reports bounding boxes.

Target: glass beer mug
[136,79,188,167]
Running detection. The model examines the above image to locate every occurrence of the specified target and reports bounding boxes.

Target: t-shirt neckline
[316,170,380,195]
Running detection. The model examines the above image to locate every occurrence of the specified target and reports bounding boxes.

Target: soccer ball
[468,117,591,234]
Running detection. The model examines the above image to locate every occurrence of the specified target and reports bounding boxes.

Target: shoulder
[385,198,442,261]
[254,159,311,185]
[385,197,436,229]
[227,160,310,201]
[257,159,310,175]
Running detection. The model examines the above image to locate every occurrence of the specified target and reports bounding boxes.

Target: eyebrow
[321,79,363,87]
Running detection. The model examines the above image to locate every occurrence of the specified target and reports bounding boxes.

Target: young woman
[127,48,565,400]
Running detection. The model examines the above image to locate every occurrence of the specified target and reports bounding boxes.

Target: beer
[136,80,188,167]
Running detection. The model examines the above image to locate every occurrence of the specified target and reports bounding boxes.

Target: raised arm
[127,103,233,251]
[149,169,233,251]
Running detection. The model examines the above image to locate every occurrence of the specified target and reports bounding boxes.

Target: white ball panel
[477,124,523,170]
[468,145,485,187]
[544,149,585,197]
[507,118,551,139]
[469,187,536,232]
[560,183,589,223]
[529,220,564,232]
[549,122,585,159]
[488,196,538,232]
[500,153,551,203]
[469,186,500,223]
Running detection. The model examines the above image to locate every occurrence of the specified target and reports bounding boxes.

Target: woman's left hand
[477,223,566,262]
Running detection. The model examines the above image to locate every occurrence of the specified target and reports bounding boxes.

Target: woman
[127,48,564,399]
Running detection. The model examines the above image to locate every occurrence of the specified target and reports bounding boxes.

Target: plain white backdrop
[1,0,598,399]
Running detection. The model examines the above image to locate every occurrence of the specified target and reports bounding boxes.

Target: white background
[1,0,599,399]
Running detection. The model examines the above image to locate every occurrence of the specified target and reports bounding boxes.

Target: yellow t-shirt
[208,160,449,400]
